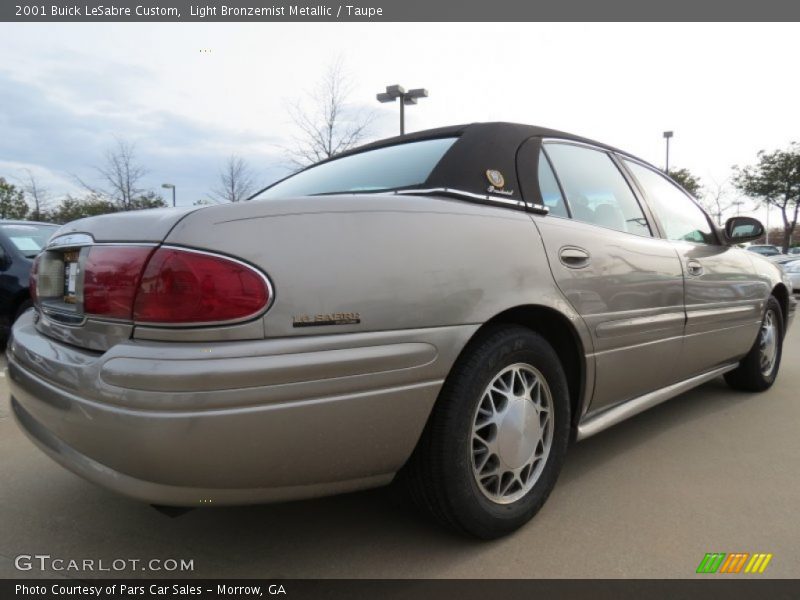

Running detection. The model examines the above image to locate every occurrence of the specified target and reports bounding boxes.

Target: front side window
[253,137,457,200]
[624,160,716,245]
[544,143,651,237]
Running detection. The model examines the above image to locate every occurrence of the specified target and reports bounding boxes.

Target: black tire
[14,299,33,322]
[403,324,571,539]
[724,296,784,392]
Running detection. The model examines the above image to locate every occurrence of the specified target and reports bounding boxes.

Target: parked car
[747,244,783,257]
[0,220,59,339]
[773,254,799,266]
[788,247,800,255]
[7,123,796,538]
[747,247,797,266]
[782,259,800,296]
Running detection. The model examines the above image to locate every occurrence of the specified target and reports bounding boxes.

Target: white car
[783,259,800,296]
[747,244,783,258]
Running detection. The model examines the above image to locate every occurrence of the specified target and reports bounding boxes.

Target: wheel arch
[451,304,589,431]
[771,283,790,333]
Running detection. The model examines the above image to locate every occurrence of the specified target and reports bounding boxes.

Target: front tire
[724,296,784,392]
[404,325,571,539]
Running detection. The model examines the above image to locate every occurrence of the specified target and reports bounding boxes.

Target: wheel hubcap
[471,363,554,505]
[759,309,778,377]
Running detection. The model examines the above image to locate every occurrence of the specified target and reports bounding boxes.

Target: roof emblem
[486,169,505,188]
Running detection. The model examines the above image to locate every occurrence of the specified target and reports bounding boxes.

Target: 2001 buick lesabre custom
[8,123,796,538]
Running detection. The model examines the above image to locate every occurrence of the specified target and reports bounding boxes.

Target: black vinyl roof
[346,122,631,157]
[257,122,656,207]
[329,122,649,204]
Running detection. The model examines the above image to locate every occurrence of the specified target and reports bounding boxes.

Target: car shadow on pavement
[558,376,762,487]
[0,373,786,579]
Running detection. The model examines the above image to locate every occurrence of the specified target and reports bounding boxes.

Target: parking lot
[1,320,797,579]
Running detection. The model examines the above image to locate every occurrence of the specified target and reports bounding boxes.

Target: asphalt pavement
[1,321,798,579]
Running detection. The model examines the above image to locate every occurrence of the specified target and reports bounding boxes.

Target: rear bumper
[8,312,476,506]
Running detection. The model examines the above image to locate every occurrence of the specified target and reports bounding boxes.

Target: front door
[621,159,766,379]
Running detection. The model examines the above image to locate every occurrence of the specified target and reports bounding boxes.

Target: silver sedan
[7,123,796,538]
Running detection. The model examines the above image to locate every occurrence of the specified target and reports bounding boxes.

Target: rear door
[620,159,765,378]
[520,139,685,413]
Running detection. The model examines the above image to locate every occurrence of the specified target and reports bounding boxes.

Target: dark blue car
[0,220,59,338]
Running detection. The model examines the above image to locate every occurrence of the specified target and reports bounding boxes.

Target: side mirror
[724,216,764,244]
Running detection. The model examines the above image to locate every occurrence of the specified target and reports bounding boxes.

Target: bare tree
[700,177,739,226]
[211,155,258,203]
[285,59,374,168]
[77,138,148,209]
[19,169,50,221]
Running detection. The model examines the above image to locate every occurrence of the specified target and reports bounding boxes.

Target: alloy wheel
[759,309,778,377]
[470,363,554,504]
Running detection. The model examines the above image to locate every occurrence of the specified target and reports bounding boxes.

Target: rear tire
[724,296,784,392]
[404,325,571,539]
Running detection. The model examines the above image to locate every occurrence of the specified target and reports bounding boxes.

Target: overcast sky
[0,22,798,221]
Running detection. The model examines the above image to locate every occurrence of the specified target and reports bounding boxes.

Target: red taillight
[30,254,40,303]
[133,248,270,324]
[83,246,154,320]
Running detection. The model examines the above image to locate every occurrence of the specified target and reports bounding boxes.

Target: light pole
[377,85,428,135]
[663,131,673,174]
[161,183,176,207]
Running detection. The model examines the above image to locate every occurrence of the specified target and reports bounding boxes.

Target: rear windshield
[0,223,59,258]
[253,137,457,200]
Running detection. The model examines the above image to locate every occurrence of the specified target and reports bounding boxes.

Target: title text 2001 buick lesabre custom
[8,123,796,538]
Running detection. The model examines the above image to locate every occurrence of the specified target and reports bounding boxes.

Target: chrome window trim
[395,187,550,215]
[540,137,628,155]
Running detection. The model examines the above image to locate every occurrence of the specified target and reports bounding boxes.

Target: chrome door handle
[559,246,591,269]
[686,260,704,276]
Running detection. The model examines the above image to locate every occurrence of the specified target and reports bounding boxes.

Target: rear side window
[537,150,569,218]
[624,160,716,245]
[544,143,651,237]
[253,137,457,199]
